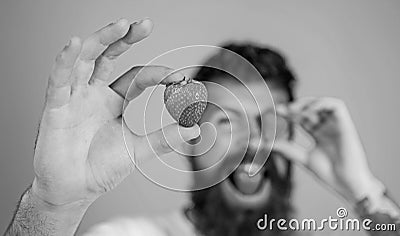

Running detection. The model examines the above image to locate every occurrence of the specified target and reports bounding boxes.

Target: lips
[231,163,264,195]
[222,163,271,209]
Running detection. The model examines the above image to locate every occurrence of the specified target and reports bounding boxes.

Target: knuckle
[117,38,131,50]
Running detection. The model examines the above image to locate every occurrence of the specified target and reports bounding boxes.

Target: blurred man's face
[191,77,291,211]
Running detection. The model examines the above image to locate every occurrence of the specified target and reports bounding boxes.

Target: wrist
[353,181,400,222]
[31,176,97,208]
[349,175,385,205]
[28,186,91,216]
[16,186,91,235]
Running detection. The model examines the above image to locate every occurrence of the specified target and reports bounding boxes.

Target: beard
[189,154,295,236]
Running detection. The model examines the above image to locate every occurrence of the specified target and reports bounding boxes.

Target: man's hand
[34,17,199,206]
[5,18,200,235]
[273,97,400,234]
[272,97,381,203]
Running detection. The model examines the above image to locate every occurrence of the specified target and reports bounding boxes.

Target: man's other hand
[272,97,382,203]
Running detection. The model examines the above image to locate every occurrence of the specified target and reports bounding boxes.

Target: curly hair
[194,42,297,101]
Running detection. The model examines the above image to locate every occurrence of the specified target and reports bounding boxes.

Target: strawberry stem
[166,76,191,86]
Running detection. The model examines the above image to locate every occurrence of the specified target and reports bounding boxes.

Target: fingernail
[67,36,80,48]
[66,38,72,47]
[179,125,200,139]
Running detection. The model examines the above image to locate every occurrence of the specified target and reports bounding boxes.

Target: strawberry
[164,77,207,127]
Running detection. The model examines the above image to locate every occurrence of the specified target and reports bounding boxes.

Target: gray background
[0,0,399,235]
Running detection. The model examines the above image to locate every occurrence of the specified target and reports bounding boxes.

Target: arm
[273,97,399,235]
[4,18,199,236]
[82,218,167,236]
[354,185,400,235]
[5,187,89,235]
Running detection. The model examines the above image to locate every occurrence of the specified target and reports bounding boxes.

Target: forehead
[205,78,289,115]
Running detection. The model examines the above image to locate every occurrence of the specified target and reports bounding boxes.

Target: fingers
[272,140,308,164]
[46,18,155,108]
[103,19,153,59]
[80,18,130,61]
[90,19,153,85]
[276,97,344,134]
[276,97,318,134]
[276,97,317,120]
[110,65,186,101]
[134,123,200,162]
[273,140,339,192]
[73,18,130,87]
[298,110,321,133]
[305,98,345,117]
[46,37,82,107]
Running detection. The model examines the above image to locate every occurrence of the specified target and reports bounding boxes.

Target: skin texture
[4,18,201,235]
[4,19,400,236]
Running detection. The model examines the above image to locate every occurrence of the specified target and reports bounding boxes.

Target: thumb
[272,140,308,165]
[135,123,200,162]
